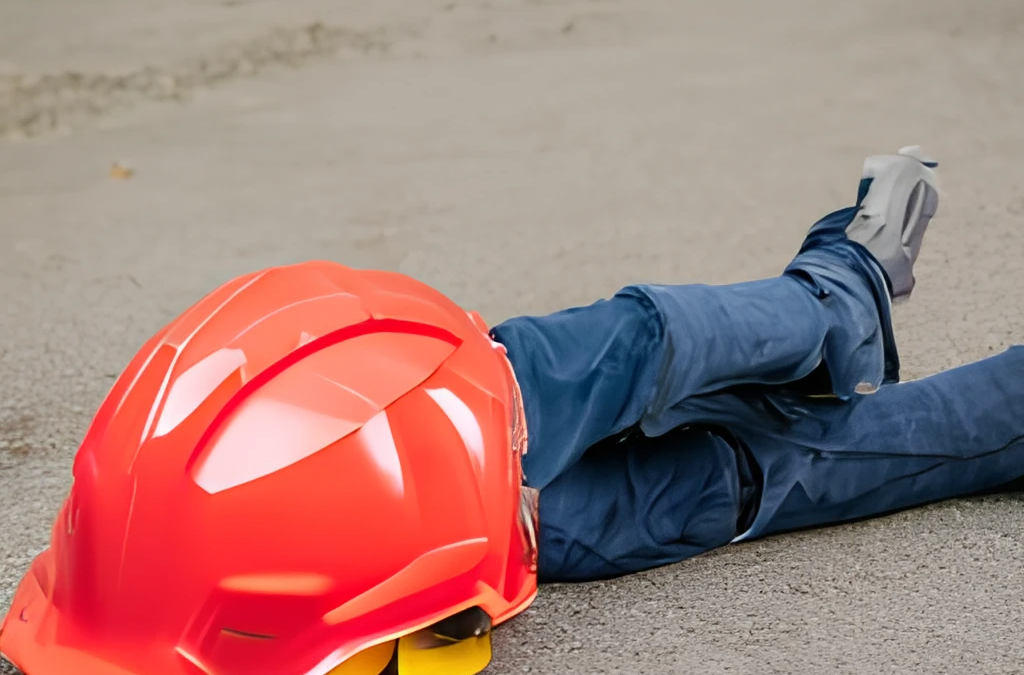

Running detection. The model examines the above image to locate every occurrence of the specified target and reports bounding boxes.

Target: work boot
[846,145,940,301]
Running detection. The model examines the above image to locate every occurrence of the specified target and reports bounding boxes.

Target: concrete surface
[2,0,1024,672]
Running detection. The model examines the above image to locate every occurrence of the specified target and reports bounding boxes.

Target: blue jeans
[491,204,1024,582]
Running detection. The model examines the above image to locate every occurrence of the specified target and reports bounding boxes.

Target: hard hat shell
[0,261,537,675]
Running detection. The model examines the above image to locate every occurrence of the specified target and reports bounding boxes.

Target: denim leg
[491,201,896,491]
[536,347,1024,582]
[535,426,751,582]
[734,345,1024,540]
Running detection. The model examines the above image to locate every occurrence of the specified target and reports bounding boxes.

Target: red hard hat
[0,261,538,675]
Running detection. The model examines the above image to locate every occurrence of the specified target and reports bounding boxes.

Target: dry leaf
[110,161,135,180]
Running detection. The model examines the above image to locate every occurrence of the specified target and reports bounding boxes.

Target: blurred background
[2,0,1023,672]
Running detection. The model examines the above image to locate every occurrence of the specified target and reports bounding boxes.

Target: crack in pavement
[0,21,399,141]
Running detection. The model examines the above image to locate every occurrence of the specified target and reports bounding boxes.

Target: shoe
[846,145,940,301]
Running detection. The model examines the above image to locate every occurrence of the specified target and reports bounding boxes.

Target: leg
[494,204,895,490]
[537,347,1024,582]
[735,345,1024,539]
[536,425,757,581]
[494,149,938,490]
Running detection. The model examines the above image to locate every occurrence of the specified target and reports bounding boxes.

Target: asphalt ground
[2,1,1024,672]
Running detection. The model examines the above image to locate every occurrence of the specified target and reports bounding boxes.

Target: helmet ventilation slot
[220,627,276,640]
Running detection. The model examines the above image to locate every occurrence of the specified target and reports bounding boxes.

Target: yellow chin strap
[325,630,493,675]
[397,629,492,675]
[326,642,396,675]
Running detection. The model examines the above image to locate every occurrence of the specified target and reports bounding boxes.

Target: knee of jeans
[645,430,752,550]
[535,426,760,580]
